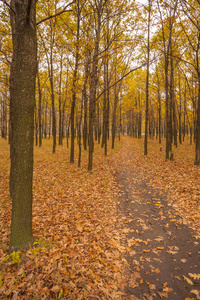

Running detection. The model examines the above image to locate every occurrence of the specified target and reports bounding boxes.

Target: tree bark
[88,0,102,171]
[144,0,151,156]
[70,0,80,163]
[9,0,37,252]
[58,51,63,146]
[37,71,42,147]
[195,30,200,164]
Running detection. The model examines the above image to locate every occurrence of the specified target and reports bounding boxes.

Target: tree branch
[95,62,147,103]
[0,0,16,14]
[36,1,75,26]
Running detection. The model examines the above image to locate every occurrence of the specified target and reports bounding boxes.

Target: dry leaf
[77,225,83,232]
[149,284,156,290]
[188,273,200,280]
[157,291,168,298]
[163,287,173,293]
[183,276,193,285]
[191,289,200,299]
[155,268,160,274]
[51,285,60,293]
[123,228,130,233]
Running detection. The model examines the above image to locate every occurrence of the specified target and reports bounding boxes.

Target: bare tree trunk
[9,0,37,252]
[88,0,103,171]
[144,0,151,155]
[37,72,42,147]
[195,31,200,164]
[35,107,38,146]
[112,65,119,149]
[157,73,162,144]
[178,71,182,144]
[70,0,80,163]
[82,57,89,150]
[58,51,63,146]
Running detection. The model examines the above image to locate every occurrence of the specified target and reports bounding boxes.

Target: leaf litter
[108,136,200,300]
[0,138,126,299]
[1,135,200,299]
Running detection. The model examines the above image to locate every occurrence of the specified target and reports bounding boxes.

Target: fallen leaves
[157,291,169,298]
[0,138,126,299]
[191,289,200,299]
[108,136,200,300]
[51,285,60,293]
[188,273,200,280]
[183,275,194,285]
[167,246,179,255]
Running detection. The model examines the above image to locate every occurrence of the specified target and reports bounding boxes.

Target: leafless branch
[36,1,75,26]
[95,62,147,102]
[0,0,16,14]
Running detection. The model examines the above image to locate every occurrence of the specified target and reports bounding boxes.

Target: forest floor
[0,136,200,299]
[109,136,200,300]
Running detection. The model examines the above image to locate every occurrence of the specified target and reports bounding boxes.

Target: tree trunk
[9,0,37,252]
[82,58,89,150]
[70,0,80,163]
[35,107,38,146]
[50,57,56,153]
[58,52,63,146]
[37,72,42,147]
[88,0,102,171]
[178,72,182,144]
[144,0,151,155]
[112,65,119,149]
[78,94,83,167]
[195,36,200,164]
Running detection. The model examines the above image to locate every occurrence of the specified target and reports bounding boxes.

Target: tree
[144,0,151,155]
[9,0,37,252]
[70,0,81,163]
[157,0,178,159]
[179,0,200,164]
[88,0,105,171]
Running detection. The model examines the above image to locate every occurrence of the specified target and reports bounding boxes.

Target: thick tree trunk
[9,0,37,252]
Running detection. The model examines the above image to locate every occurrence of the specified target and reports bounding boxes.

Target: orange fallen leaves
[0,138,126,299]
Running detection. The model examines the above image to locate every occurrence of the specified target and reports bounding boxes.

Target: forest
[0,0,200,299]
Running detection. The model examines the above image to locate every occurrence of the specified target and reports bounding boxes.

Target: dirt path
[110,137,200,300]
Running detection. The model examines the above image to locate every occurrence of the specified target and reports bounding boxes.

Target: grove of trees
[0,0,200,250]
